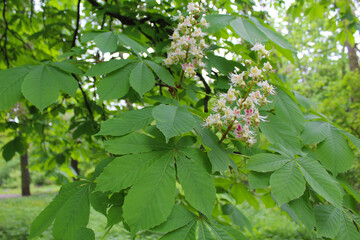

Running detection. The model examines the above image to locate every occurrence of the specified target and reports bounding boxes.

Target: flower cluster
[164,1,209,78]
[204,44,276,146]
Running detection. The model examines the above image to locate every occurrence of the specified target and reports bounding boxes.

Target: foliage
[0,0,360,239]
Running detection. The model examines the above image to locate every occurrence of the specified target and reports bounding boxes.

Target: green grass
[0,191,317,240]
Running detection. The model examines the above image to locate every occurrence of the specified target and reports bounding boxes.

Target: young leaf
[96,151,167,192]
[314,205,341,238]
[316,126,354,175]
[296,157,343,208]
[97,62,136,100]
[152,104,197,142]
[246,153,291,172]
[152,204,197,233]
[52,184,90,240]
[97,107,154,136]
[145,60,175,87]
[270,161,306,205]
[0,66,32,110]
[129,61,155,96]
[123,151,176,233]
[176,153,216,216]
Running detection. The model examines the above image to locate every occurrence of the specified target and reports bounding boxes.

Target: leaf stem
[101,225,113,240]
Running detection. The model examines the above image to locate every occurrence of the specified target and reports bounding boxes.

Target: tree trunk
[345,41,359,73]
[20,150,31,196]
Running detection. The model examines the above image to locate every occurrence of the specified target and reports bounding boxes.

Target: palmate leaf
[96,151,168,192]
[222,204,252,233]
[159,220,197,240]
[50,62,83,75]
[85,59,136,76]
[296,157,343,208]
[0,65,33,110]
[176,152,216,216]
[300,121,330,145]
[275,88,305,134]
[288,196,315,231]
[316,125,354,175]
[314,205,341,238]
[246,153,291,172]
[123,151,176,233]
[335,210,360,240]
[53,184,90,240]
[204,14,235,33]
[270,161,306,205]
[152,204,197,233]
[97,62,137,100]
[230,17,268,45]
[29,181,86,239]
[21,64,78,110]
[97,107,154,136]
[152,104,197,142]
[129,61,155,96]
[145,60,175,87]
[198,220,216,240]
[194,124,231,172]
[93,31,118,53]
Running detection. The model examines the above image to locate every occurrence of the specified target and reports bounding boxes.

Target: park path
[0,194,21,199]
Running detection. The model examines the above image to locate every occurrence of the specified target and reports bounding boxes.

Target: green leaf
[230,18,268,45]
[152,204,197,233]
[248,171,271,189]
[21,65,59,111]
[316,126,354,175]
[209,223,247,240]
[46,65,78,97]
[129,61,155,96]
[97,62,136,100]
[335,210,360,240]
[194,125,231,172]
[97,107,154,136]
[293,91,313,109]
[159,220,197,240]
[89,190,108,217]
[339,129,360,151]
[300,121,330,145]
[222,204,252,232]
[1,137,26,161]
[249,16,295,51]
[123,151,176,233]
[275,89,305,134]
[337,175,360,203]
[29,181,85,239]
[96,151,167,192]
[231,183,259,210]
[314,205,341,238]
[118,33,148,54]
[259,114,302,155]
[176,153,216,216]
[198,220,216,240]
[106,205,123,228]
[85,59,136,76]
[53,184,90,240]
[104,132,170,155]
[206,53,243,75]
[288,196,315,231]
[270,161,306,205]
[205,14,235,33]
[94,31,118,53]
[145,60,175,87]
[50,62,83,75]
[152,104,196,142]
[246,153,291,172]
[0,66,32,110]
[296,157,343,208]
[73,227,95,240]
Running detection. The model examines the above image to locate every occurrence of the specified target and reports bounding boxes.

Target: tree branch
[71,0,82,50]
[196,72,211,113]
[2,0,10,68]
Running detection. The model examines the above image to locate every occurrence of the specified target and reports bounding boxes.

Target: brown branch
[70,0,82,50]
[2,0,10,68]
[72,74,94,121]
[196,72,211,113]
